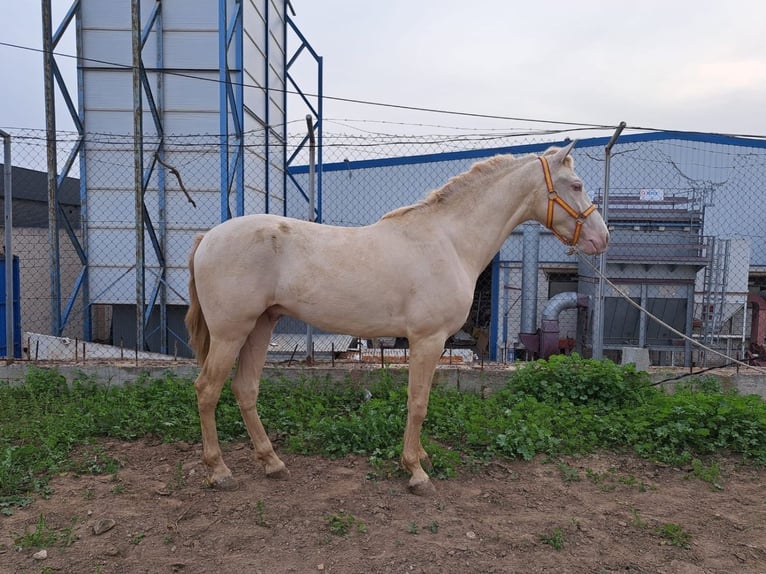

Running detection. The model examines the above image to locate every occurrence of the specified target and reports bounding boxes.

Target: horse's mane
[380,155,514,220]
[379,147,572,221]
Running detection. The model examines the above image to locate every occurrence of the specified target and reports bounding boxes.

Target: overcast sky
[2,1,765,138]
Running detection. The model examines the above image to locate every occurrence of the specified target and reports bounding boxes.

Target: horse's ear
[548,140,577,165]
[560,140,577,160]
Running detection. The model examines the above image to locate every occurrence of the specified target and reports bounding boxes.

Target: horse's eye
[572,181,583,193]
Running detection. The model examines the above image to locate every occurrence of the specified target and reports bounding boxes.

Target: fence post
[132,0,145,351]
[592,121,626,359]
[305,115,316,361]
[0,129,13,359]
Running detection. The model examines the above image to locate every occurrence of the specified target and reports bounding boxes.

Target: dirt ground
[1,438,764,574]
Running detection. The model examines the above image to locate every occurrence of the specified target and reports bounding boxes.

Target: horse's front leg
[402,333,445,495]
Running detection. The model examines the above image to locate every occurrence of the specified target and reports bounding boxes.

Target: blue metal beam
[42,0,89,337]
[133,0,168,351]
[286,13,323,222]
[219,0,244,221]
[52,0,79,46]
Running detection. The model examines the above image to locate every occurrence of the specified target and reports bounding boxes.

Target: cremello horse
[185,141,609,495]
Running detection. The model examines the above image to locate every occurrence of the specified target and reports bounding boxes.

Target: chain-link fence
[3,127,765,367]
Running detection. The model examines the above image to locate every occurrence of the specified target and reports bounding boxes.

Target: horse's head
[535,142,609,255]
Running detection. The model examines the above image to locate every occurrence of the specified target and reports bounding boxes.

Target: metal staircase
[700,237,730,344]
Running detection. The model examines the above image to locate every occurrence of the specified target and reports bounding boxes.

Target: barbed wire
[4,39,766,140]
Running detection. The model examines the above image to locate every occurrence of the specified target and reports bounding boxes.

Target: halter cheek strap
[538,156,597,247]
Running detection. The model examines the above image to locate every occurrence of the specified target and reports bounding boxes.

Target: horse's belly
[279,289,409,338]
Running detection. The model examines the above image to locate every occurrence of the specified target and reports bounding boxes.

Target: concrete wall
[1,363,763,400]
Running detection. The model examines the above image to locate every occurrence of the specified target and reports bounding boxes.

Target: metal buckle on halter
[538,156,596,249]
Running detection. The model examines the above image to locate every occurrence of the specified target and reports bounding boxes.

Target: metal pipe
[1,129,14,358]
[305,115,315,360]
[306,115,316,222]
[316,55,323,223]
[489,253,500,360]
[592,121,626,359]
[540,292,590,359]
[542,291,587,321]
[519,223,540,335]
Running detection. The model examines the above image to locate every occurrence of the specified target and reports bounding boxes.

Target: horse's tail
[185,234,210,366]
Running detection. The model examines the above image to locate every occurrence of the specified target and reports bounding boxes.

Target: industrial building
[8,2,765,368]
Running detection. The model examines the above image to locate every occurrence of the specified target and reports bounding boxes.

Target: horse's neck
[436,159,535,276]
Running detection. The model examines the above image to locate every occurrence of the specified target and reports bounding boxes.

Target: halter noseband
[538,155,597,247]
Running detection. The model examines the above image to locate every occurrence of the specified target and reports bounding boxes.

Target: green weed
[69,445,121,476]
[656,523,692,548]
[326,512,366,537]
[0,494,32,516]
[169,461,186,491]
[540,527,564,550]
[129,532,145,545]
[255,500,268,527]
[585,467,618,492]
[556,461,581,483]
[14,514,79,549]
[630,508,647,529]
[690,458,723,491]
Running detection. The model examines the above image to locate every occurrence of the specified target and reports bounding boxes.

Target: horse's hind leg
[195,336,243,489]
[231,312,288,479]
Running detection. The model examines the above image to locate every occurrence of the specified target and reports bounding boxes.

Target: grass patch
[656,523,692,548]
[630,508,648,529]
[690,458,724,491]
[14,514,79,549]
[1,358,765,512]
[326,512,366,537]
[255,500,268,528]
[556,461,581,483]
[540,527,565,550]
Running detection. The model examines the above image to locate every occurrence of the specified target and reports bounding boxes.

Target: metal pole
[1,130,14,358]
[520,222,540,336]
[132,0,145,351]
[305,115,315,360]
[592,121,626,359]
[156,4,167,354]
[316,55,323,223]
[42,0,62,336]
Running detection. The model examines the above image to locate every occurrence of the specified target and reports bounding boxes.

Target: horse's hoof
[205,474,238,491]
[265,463,290,480]
[408,478,436,496]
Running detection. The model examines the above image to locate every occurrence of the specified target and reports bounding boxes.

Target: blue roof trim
[288,131,766,174]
